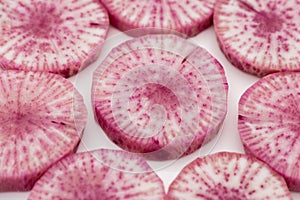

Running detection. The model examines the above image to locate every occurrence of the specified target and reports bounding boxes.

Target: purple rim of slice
[0,70,87,191]
[214,0,300,77]
[28,149,166,199]
[0,0,109,77]
[100,0,216,37]
[167,152,292,200]
[92,34,228,160]
[238,72,300,191]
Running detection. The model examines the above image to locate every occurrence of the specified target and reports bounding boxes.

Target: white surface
[0,26,299,199]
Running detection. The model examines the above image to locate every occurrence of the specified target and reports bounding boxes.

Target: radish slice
[0,0,109,77]
[238,72,300,191]
[28,149,166,199]
[167,152,292,200]
[100,0,216,37]
[92,34,228,159]
[0,70,87,191]
[214,0,300,77]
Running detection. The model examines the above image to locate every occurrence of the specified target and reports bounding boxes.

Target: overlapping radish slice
[167,152,292,200]
[238,72,300,191]
[0,70,87,191]
[28,149,165,200]
[0,0,109,77]
[214,0,300,77]
[92,34,228,159]
[100,0,216,37]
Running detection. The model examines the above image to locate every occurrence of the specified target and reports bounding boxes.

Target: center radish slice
[0,70,87,191]
[0,0,109,77]
[92,34,228,159]
[214,0,300,76]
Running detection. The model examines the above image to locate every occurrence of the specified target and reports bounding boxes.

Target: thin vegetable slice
[92,34,228,159]
[0,70,87,191]
[0,0,109,77]
[167,152,292,200]
[28,149,165,200]
[214,0,300,77]
[101,0,216,37]
[238,72,300,191]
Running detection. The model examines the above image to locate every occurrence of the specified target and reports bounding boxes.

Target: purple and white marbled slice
[92,34,228,160]
[167,152,292,200]
[100,0,216,37]
[28,149,165,200]
[0,0,109,77]
[0,70,87,191]
[238,72,300,191]
[214,0,300,77]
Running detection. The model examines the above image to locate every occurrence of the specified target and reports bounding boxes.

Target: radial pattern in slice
[167,152,292,200]
[100,0,216,37]
[92,34,228,159]
[0,70,87,191]
[28,149,165,200]
[214,0,300,77]
[0,0,109,77]
[238,72,300,191]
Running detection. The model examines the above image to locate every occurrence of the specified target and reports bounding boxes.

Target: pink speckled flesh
[0,70,87,191]
[238,72,300,191]
[167,152,292,200]
[92,34,228,159]
[28,149,165,200]
[214,0,300,77]
[100,0,216,37]
[0,0,109,77]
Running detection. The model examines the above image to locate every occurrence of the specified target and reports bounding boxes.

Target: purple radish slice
[214,0,300,77]
[238,72,300,191]
[92,34,228,160]
[28,149,166,200]
[0,70,87,191]
[167,152,292,200]
[0,0,109,77]
[100,0,216,37]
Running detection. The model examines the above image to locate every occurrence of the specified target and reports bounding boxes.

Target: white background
[1,25,299,199]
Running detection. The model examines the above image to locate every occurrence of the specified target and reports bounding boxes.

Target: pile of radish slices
[0,0,299,199]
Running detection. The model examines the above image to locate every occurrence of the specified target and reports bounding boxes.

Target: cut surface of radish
[100,0,216,37]
[92,34,228,159]
[214,0,300,77]
[0,70,87,191]
[238,72,300,191]
[0,0,109,77]
[167,152,292,200]
[28,149,165,200]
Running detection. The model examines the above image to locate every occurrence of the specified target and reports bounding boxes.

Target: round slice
[92,34,228,160]
[28,149,165,200]
[0,70,87,191]
[0,0,109,77]
[238,72,300,191]
[167,152,292,200]
[214,0,300,77]
[100,0,216,37]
